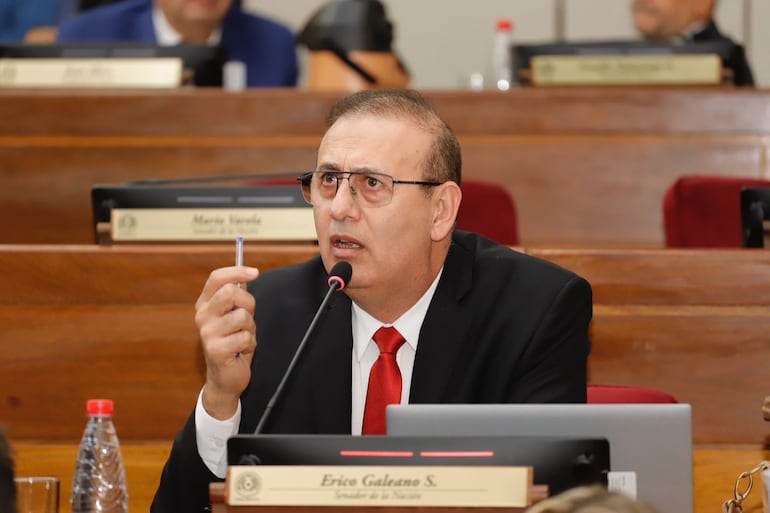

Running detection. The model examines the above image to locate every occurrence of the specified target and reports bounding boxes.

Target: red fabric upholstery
[246,177,519,246]
[587,384,678,404]
[456,180,519,245]
[663,175,770,247]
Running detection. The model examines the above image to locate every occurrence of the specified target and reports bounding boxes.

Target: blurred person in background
[0,0,122,42]
[57,0,298,87]
[631,0,754,85]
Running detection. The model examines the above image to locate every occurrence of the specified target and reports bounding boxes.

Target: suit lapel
[409,236,474,403]
[308,290,354,433]
[691,21,721,42]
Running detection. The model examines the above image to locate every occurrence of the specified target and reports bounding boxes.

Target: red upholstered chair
[663,174,770,247]
[587,384,678,404]
[456,180,519,245]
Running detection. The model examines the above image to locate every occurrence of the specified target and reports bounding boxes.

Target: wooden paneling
[2,88,770,245]
[4,244,770,513]
[2,245,770,445]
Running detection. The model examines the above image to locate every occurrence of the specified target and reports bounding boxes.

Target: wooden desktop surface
[2,88,770,246]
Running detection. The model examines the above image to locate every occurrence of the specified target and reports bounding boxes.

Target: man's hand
[195,266,259,420]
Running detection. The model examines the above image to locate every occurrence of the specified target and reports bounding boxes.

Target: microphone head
[327,261,353,290]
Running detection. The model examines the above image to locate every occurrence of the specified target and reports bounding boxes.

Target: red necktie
[362,326,406,435]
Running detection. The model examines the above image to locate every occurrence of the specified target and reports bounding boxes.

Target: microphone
[253,261,352,435]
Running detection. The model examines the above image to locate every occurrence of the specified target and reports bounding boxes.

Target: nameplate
[0,58,183,88]
[530,54,721,86]
[226,465,532,507]
[110,208,317,241]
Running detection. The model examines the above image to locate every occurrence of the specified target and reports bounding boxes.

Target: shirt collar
[675,20,708,43]
[352,267,444,361]
[152,6,223,45]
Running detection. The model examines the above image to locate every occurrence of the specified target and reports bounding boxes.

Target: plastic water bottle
[489,18,514,90]
[71,399,128,513]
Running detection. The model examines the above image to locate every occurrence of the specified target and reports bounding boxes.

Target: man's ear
[430,181,462,242]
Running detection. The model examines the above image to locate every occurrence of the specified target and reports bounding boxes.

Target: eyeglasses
[297,171,442,208]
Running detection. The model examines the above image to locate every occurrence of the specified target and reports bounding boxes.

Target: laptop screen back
[387,404,692,513]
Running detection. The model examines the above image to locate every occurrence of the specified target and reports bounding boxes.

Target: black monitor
[740,187,770,247]
[227,434,609,496]
[513,40,747,85]
[0,43,226,86]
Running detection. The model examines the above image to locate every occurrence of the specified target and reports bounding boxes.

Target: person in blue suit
[0,0,79,41]
[57,0,298,87]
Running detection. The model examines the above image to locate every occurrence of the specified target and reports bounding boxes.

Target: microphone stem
[254,282,341,434]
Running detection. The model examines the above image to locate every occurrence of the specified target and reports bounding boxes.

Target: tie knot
[373,326,406,355]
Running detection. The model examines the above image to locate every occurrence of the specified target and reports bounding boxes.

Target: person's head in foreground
[527,485,661,513]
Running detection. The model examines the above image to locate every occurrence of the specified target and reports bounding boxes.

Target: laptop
[387,403,693,513]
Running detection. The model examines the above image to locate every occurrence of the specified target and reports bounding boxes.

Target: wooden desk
[2,88,770,246]
[13,442,768,513]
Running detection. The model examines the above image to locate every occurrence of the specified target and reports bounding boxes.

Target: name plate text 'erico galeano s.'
[0,58,183,88]
[531,54,721,86]
[110,208,317,242]
[226,465,533,507]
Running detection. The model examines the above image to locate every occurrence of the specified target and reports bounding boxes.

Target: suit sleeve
[508,275,592,403]
[151,413,223,513]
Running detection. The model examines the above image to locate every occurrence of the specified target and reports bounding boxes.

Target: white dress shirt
[195,268,443,477]
[152,6,222,45]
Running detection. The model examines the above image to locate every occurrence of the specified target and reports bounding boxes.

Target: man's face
[632,0,709,39]
[155,0,232,26]
[313,115,443,308]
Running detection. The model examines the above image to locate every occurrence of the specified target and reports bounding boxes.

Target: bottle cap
[223,60,247,92]
[496,18,513,31]
[86,399,114,416]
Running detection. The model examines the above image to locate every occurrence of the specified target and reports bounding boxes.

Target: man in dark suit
[151,89,592,513]
[632,0,754,85]
[57,0,297,87]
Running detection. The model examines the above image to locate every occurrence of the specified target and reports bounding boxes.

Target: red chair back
[587,384,678,404]
[456,180,519,245]
[664,175,770,247]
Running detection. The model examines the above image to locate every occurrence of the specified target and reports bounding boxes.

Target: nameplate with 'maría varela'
[226,465,533,507]
[110,207,317,242]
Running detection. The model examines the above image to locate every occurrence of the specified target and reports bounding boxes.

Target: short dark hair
[326,89,462,186]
